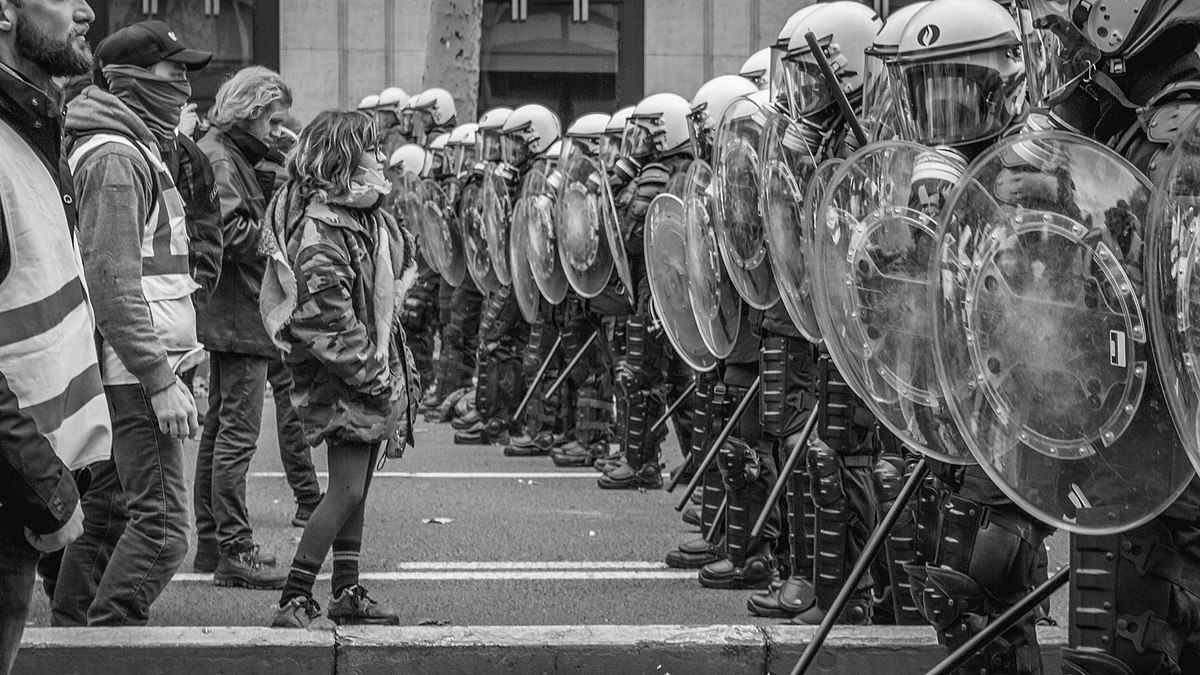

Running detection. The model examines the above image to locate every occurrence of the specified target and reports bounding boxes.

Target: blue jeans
[0,520,39,675]
[49,458,126,626]
[60,384,190,626]
[194,352,268,556]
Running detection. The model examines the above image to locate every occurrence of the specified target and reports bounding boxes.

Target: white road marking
[250,472,601,479]
[175,570,695,582]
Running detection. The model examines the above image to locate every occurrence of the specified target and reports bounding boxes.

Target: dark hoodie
[64,85,182,395]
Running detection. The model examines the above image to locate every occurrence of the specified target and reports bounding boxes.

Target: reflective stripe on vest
[0,120,112,471]
[67,133,199,301]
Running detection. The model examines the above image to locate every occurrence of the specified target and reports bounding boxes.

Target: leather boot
[551,440,593,467]
[453,420,488,445]
[665,537,723,569]
[452,408,480,430]
[597,462,662,490]
[746,575,817,618]
[698,547,777,590]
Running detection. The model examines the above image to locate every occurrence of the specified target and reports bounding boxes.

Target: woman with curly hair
[259,109,420,628]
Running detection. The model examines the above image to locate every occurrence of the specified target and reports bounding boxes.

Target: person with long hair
[259,109,419,628]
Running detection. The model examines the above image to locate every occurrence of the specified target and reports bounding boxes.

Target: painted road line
[250,471,600,479]
[383,561,673,570]
[173,570,696,582]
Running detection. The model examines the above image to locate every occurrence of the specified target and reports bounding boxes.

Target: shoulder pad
[636,162,671,188]
[1144,98,1200,144]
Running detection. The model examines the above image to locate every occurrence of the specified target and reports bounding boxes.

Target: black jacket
[0,63,81,535]
[197,126,276,356]
[168,133,222,315]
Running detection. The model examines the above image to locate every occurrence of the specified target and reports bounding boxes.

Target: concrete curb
[15,625,1068,674]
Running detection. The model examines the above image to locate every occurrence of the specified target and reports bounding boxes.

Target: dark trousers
[55,384,189,626]
[49,459,125,626]
[0,521,40,675]
[195,352,268,556]
[267,358,321,507]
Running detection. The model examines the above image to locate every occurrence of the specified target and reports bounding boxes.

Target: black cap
[95,21,213,71]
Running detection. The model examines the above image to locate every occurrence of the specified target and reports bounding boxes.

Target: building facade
[86,1,898,124]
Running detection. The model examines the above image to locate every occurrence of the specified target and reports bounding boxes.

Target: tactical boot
[698,548,777,590]
[747,575,818,618]
[665,537,723,569]
[430,387,470,423]
[485,418,509,447]
[505,431,557,457]
[453,420,488,445]
[681,502,703,528]
[597,462,663,490]
[451,408,480,430]
[592,447,625,473]
[326,585,400,626]
[791,592,872,626]
[214,546,287,590]
[551,440,593,467]
[418,388,441,414]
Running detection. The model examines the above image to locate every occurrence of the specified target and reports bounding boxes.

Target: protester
[0,0,110,668]
[62,19,208,627]
[194,65,292,588]
[260,109,418,627]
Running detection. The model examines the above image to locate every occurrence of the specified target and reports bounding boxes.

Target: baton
[749,407,819,540]
[512,335,562,421]
[651,381,698,434]
[790,457,930,675]
[804,31,868,148]
[541,330,599,401]
[673,376,762,508]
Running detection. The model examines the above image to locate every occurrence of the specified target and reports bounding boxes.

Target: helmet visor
[782,55,833,119]
[480,128,505,162]
[621,119,658,160]
[412,109,435,146]
[862,54,899,141]
[599,131,622,169]
[430,149,446,176]
[888,50,1026,147]
[561,137,596,167]
[398,109,414,135]
[502,129,534,167]
[686,108,714,161]
[1018,2,1102,108]
[769,45,790,111]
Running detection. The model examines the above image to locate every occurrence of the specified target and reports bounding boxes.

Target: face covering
[334,165,393,210]
[102,64,191,141]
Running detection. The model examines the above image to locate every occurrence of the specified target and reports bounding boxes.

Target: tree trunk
[422,0,484,125]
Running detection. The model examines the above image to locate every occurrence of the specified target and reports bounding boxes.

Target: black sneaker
[326,585,400,626]
[214,546,287,590]
[271,596,337,629]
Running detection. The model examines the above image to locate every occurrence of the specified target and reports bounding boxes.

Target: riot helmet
[623,93,693,162]
[863,1,930,140]
[782,2,882,120]
[378,87,409,111]
[357,94,380,111]
[411,87,458,145]
[739,48,771,90]
[447,122,479,177]
[688,75,758,160]
[769,5,825,112]
[372,86,409,132]
[601,106,634,169]
[501,104,562,168]
[476,107,513,164]
[888,0,1026,148]
[388,143,431,178]
[562,112,611,165]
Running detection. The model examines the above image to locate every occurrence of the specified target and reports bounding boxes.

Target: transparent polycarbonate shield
[600,165,636,306]
[418,179,454,279]
[712,96,780,309]
[931,130,1194,534]
[461,181,502,293]
[800,158,843,272]
[509,198,541,324]
[556,153,616,298]
[1146,110,1200,478]
[481,165,513,285]
[684,159,742,358]
[525,172,568,304]
[395,173,435,270]
[645,194,718,372]
[811,141,973,464]
[760,113,822,342]
[427,180,467,286]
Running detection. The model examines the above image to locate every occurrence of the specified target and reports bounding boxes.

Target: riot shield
[931,130,1193,534]
[461,180,502,293]
[683,159,742,359]
[760,113,822,342]
[524,169,568,304]
[711,96,780,310]
[810,141,973,465]
[1147,110,1200,478]
[421,179,467,286]
[645,193,718,372]
[482,165,513,285]
[509,196,541,324]
[556,153,617,298]
[395,173,436,271]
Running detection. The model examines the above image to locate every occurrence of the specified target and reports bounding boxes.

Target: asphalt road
[25,396,1069,628]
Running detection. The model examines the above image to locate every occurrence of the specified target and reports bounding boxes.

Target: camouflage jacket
[279,198,420,447]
